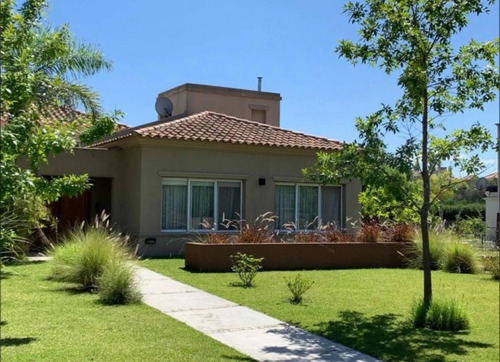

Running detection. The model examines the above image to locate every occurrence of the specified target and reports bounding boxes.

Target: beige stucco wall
[37,147,141,234]
[126,137,361,256]
[158,84,281,127]
[39,140,362,257]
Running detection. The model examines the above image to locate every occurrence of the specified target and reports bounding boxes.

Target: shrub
[410,297,469,331]
[49,219,132,292]
[357,221,381,243]
[98,260,142,305]
[230,252,263,287]
[454,217,486,239]
[286,274,314,304]
[443,242,478,274]
[482,255,500,280]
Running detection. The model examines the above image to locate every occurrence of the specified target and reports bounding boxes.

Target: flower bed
[184,242,411,272]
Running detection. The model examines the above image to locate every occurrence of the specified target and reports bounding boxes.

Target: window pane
[275,185,296,229]
[162,181,187,229]
[218,182,241,230]
[322,186,341,227]
[298,186,319,229]
[191,181,214,229]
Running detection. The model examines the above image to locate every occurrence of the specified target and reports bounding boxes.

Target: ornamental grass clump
[50,227,130,290]
[410,297,469,331]
[356,221,381,243]
[237,212,277,243]
[388,222,416,243]
[286,274,314,304]
[443,242,478,274]
[98,259,141,305]
[49,214,140,304]
[404,231,447,270]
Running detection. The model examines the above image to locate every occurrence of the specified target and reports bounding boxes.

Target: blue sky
[47,0,498,175]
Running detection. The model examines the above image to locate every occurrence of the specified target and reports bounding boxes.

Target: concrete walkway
[135,267,379,362]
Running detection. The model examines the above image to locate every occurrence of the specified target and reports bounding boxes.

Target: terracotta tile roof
[92,111,343,150]
[1,107,85,126]
[485,171,498,180]
[1,107,129,130]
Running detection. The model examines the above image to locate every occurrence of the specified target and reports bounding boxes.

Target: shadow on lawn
[312,310,493,362]
[0,337,37,347]
[0,270,15,279]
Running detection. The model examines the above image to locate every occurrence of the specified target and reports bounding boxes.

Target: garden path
[135,266,380,362]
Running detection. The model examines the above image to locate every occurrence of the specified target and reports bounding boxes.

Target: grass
[443,242,478,274]
[49,227,132,290]
[0,262,252,361]
[410,297,470,331]
[141,258,499,362]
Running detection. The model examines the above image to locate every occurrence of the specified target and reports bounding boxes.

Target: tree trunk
[36,227,52,248]
[421,89,432,306]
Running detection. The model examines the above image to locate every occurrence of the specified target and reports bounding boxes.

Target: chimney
[257,77,262,92]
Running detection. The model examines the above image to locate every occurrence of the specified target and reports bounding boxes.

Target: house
[483,124,499,243]
[39,83,361,256]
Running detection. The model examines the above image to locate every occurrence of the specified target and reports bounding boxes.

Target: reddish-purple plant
[357,221,381,243]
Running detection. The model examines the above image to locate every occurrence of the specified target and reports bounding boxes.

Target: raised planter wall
[184,242,411,272]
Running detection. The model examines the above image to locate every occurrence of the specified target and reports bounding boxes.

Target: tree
[305,0,499,305]
[0,0,119,259]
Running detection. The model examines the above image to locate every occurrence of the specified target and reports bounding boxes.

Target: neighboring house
[39,83,361,256]
[483,124,499,243]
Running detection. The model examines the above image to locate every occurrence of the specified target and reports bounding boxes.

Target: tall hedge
[439,202,485,222]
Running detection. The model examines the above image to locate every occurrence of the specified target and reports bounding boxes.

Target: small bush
[98,260,142,305]
[443,242,478,274]
[410,297,470,331]
[482,255,500,280]
[230,252,263,287]
[286,274,314,304]
[454,217,486,238]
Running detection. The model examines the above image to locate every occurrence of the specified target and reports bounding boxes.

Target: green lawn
[0,262,252,362]
[142,258,500,362]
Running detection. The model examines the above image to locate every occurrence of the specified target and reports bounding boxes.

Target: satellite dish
[155,97,173,118]
[476,177,487,192]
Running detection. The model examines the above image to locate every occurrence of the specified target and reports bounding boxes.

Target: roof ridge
[92,110,345,150]
[202,111,343,144]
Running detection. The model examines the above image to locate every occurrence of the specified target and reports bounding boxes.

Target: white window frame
[161,178,242,232]
[275,183,343,230]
